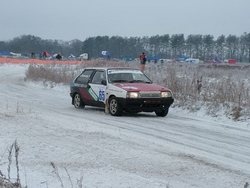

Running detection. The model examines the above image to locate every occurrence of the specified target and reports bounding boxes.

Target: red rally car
[70,67,174,117]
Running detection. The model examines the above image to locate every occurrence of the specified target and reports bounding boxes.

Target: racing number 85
[99,90,105,101]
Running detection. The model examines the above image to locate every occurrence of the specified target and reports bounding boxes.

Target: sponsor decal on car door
[88,84,106,103]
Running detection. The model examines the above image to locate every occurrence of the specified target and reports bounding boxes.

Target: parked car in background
[70,67,174,116]
[185,58,200,63]
[78,53,89,61]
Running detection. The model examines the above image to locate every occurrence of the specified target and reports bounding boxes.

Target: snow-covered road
[0,64,249,188]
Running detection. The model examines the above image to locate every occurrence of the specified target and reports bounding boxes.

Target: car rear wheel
[73,93,85,108]
[155,107,169,117]
[109,97,123,116]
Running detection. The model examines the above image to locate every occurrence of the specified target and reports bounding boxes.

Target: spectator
[139,52,147,72]
[31,52,35,59]
[43,52,47,59]
[56,53,62,60]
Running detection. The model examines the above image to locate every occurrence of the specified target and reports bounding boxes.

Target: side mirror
[101,80,107,85]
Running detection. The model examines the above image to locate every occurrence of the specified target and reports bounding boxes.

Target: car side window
[91,71,106,84]
[75,70,94,84]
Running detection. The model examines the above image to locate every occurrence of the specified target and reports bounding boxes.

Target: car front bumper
[117,97,174,112]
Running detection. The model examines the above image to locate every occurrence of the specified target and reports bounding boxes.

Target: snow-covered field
[0,63,250,188]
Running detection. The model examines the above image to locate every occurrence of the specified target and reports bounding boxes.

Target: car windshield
[108,71,152,83]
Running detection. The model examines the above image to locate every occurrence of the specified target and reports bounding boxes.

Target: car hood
[112,83,170,92]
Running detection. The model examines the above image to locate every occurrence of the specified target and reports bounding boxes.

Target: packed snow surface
[0,63,250,188]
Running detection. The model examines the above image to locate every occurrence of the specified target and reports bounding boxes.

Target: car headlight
[127,92,140,98]
[161,91,172,98]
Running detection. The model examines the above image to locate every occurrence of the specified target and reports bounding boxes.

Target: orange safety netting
[0,58,86,65]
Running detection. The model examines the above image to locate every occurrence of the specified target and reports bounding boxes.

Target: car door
[88,70,107,107]
[73,69,95,105]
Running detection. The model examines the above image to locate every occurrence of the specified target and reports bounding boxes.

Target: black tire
[73,93,85,108]
[109,97,123,116]
[155,107,169,117]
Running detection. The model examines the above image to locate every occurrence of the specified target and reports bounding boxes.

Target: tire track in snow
[61,108,250,175]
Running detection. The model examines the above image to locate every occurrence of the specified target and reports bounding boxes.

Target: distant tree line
[1,33,250,62]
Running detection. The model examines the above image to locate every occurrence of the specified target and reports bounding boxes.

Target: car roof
[84,67,140,71]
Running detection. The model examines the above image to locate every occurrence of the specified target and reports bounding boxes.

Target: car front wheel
[109,97,123,116]
[73,93,85,108]
[155,107,169,117]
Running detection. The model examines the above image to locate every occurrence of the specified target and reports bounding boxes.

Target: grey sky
[1,0,250,41]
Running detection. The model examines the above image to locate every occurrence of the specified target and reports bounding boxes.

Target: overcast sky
[1,0,250,41]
